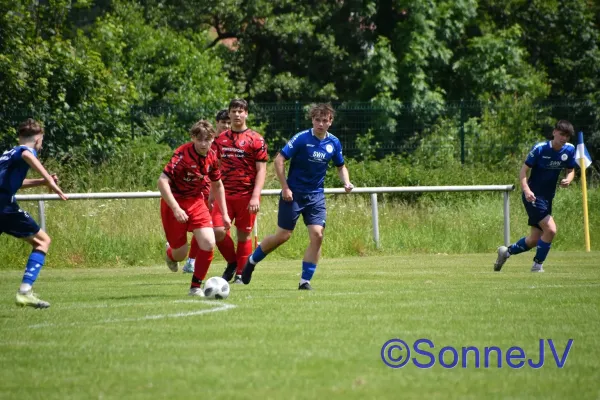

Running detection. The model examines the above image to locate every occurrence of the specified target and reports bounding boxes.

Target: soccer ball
[203,277,230,300]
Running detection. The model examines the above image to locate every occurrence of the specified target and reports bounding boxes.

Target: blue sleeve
[567,148,577,169]
[280,132,304,159]
[332,139,345,167]
[525,145,539,167]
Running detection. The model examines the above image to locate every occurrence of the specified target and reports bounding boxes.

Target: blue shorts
[522,194,552,230]
[0,201,40,238]
[278,191,326,231]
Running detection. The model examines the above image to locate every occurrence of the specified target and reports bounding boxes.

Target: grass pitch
[0,252,599,399]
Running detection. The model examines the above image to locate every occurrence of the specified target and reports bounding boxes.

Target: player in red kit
[158,120,231,296]
[212,99,268,283]
[183,109,231,273]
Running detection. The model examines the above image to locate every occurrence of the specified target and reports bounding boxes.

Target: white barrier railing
[15,185,515,248]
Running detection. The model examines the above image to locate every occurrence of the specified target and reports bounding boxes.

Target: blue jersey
[525,141,576,199]
[280,129,345,194]
[0,146,37,204]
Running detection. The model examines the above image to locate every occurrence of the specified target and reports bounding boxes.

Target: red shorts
[212,196,257,233]
[161,198,212,249]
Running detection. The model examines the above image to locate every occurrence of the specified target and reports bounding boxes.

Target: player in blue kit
[494,120,576,273]
[0,119,68,308]
[240,103,354,289]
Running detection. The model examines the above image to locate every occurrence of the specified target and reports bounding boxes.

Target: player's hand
[172,206,189,223]
[282,187,293,202]
[222,214,232,230]
[344,182,354,193]
[248,196,260,214]
[560,178,572,188]
[207,193,215,212]
[524,189,536,203]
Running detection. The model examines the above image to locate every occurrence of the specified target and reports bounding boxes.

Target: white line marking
[29,300,236,329]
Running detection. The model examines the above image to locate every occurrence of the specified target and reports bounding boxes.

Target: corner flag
[576,132,593,252]
[575,132,593,170]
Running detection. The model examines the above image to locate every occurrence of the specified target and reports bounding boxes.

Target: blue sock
[21,250,46,286]
[301,261,317,281]
[533,239,551,264]
[508,237,530,255]
[249,245,267,264]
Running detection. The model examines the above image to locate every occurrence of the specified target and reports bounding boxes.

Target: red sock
[192,249,214,284]
[189,237,200,259]
[166,246,175,261]
[236,240,253,274]
[216,231,237,264]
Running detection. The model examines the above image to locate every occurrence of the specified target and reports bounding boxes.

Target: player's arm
[248,161,266,214]
[21,151,67,200]
[210,179,231,229]
[157,173,188,223]
[274,153,293,201]
[336,165,353,193]
[519,164,535,202]
[560,168,575,187]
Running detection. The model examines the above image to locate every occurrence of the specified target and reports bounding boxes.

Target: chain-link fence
[2,100,599,168]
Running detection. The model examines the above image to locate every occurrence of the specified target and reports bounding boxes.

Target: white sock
[19,283,32,294]
[300,278,310,285]
[249,256,256,265]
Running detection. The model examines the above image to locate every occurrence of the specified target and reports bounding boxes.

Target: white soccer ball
[203,277,230,300]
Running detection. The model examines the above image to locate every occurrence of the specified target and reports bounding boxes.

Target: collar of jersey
[310,129,329,139]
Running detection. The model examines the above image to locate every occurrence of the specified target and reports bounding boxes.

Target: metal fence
[16,185,516,248]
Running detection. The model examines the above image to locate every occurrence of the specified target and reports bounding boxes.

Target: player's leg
[186,200,216,296]
[184,198,212,273]
[183,236,199,273]
[161,199,189,272]
[298,225,324,290]
[212,200,238,281]
[531,214,556,272]
[241,194,300,285]
[232,197,257,283]
[297,192,326,290]
[189,227,216,297]
[495,195,542,271]
[3,204,52,308]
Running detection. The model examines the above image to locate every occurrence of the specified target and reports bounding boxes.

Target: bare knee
[28,230,51,253]
[214,228,227,242]
[309,230,324,245]
[275,230,293,244]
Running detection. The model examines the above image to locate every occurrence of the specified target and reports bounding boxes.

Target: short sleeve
[332,140,345,167]
[163,151,182,180]
[254,136,268,162]
[280,132,303,159]
[525,145,540,167]
[209,153,222,181]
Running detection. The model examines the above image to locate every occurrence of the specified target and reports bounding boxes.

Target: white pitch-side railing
[15,185,515,248]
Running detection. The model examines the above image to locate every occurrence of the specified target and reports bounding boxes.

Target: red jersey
[162,142,221,200]
[199,142,221,199]
[214,128,268,199]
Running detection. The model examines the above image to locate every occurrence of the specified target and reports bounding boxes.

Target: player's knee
[546,225,557,238]
[310,230,324,243]
[276,230,293,244]
[214,229,227,242]
[33,231,51,252]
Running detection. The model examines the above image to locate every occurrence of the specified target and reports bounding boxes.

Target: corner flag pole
[576,131,592,252]
[580,160,591,252]
[254,215,259,250]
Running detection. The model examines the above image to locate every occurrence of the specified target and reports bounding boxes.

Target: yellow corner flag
[575,131,593,251]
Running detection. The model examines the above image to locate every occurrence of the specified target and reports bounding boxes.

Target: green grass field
[1,252,599,399]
